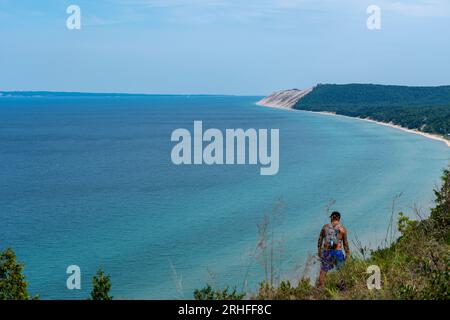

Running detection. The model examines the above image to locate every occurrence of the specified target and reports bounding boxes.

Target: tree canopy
[295,84,450,136]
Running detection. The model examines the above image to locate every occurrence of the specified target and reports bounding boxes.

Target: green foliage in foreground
[195,166,450,300]
[194,285,245,300]
[90,268,113,300]
[1,165,449,300]
[0,248,113,300]
[294,84,450,136]
[0,248,37,300]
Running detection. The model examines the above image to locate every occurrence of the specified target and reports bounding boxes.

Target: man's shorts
[320,250,345,271]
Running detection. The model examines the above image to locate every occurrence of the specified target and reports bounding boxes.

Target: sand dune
[256,88,313,109]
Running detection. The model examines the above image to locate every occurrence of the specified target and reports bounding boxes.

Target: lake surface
[0,95,449,299]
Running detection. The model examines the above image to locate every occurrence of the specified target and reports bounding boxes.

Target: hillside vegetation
[294,84,450,136]
[2,166,449,300]
[195,166,450,300]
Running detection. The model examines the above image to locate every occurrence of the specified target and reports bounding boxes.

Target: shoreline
[257,103,450,148]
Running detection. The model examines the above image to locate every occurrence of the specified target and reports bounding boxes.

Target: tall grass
[194,166,450,300]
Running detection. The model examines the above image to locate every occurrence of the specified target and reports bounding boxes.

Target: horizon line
[2,83,450,98]
[0,90,266,98]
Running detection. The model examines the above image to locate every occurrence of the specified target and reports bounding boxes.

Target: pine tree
[90,268,113,300]
[0,248,33,300]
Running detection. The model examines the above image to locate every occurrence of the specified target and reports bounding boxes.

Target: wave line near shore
[257,102,450,148]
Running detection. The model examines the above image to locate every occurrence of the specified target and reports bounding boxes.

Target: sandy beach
[257,103,450,148]
[313,111,450,148]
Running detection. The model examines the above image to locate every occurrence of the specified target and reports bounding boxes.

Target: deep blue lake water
[0,95,449,299]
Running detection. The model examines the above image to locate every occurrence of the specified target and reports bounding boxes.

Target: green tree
[0,248,33,300]
[430,167,450,242]
[90,268,113,300]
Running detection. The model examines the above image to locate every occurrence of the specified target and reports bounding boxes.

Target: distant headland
[257,84,450,148]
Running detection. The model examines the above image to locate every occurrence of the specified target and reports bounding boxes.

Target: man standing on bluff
[317,211,350,286]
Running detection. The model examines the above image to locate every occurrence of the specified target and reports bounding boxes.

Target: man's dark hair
[330,211,341,220]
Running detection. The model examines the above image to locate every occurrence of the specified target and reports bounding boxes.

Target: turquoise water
[0,95,449,299]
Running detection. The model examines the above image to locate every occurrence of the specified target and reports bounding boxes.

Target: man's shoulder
[339,224,347,233]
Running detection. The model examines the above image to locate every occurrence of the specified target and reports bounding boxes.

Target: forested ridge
[294,84,450,136]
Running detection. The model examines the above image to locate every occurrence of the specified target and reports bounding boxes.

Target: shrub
[194,285,244,300]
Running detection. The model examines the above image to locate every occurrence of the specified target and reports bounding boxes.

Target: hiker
[317,211,350,287]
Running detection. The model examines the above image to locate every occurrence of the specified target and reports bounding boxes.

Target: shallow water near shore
[0,95,449,299]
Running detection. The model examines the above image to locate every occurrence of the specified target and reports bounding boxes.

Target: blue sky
[0,0,449,95]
